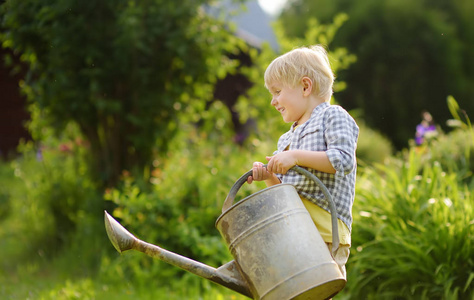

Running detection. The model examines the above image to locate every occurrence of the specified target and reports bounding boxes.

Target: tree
[280,0,474,149]
[1,0,242,185]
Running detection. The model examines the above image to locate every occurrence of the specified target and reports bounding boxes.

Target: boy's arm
[266,150,336,175]
[292,150,336,174]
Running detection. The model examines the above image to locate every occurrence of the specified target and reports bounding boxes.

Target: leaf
[447,95,461,122]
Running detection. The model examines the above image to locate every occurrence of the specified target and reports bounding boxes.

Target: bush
[426,128,474,186]
[1,0,242,186]
[347,127,474,299]
[356,120,393,166]
[0,122,105,274]
[0,161,14,221]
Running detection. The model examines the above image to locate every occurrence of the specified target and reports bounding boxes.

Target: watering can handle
[222,165,340,255]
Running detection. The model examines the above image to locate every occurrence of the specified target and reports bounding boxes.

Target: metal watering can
[104,166,345,299]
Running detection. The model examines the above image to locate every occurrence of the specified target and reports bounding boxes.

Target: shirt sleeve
[324,106,359,177]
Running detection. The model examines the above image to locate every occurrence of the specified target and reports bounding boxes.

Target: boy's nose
[271,97,277,106]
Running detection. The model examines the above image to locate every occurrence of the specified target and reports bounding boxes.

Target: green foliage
[347,106,473,299]
[356,120,393,166]
[1,0,243,185]
[0,122,105,271]
[447,95,473,132]
[428,128,474,186]
[280,0,474,149]
[0,162,13,221]
[428,96,474,184]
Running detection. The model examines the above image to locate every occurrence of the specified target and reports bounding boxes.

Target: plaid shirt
[274,102,359,231]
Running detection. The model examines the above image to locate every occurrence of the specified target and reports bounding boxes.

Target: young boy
[247,45,359,278]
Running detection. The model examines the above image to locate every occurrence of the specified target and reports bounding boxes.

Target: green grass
[0,268,246,300]
[347,141,474,299]
[0,253,248,300]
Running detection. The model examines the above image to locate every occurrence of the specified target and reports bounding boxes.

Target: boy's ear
[301,77,313,96]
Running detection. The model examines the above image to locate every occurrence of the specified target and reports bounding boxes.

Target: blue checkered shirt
[274,102,359,231]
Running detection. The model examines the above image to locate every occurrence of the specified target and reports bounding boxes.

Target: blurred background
[0,0,473,299]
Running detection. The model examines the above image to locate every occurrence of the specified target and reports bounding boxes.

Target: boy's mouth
[277,107,285,113]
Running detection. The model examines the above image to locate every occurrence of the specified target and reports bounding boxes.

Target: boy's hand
[247,162,273,184]
[266,151,297,174]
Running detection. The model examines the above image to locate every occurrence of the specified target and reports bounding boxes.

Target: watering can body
[217,183,345,299]
[104,166,346,299]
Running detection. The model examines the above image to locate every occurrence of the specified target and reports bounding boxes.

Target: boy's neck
[308,95,327,111]
[296,96,328,126]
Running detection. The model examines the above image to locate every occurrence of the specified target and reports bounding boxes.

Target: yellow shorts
[301,197,351,245]
[301,197,351,278]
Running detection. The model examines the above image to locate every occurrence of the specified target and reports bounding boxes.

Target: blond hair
[264,45,334,101]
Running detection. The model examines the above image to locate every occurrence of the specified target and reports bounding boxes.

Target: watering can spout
[104,211,252,298]
[104,211,135,253]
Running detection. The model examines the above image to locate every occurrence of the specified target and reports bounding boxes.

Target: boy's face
[268,81,313,124]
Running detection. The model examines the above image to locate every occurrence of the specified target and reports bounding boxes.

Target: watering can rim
[215,183,294,224]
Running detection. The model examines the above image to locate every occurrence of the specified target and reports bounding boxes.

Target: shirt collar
[291,102,330,130]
